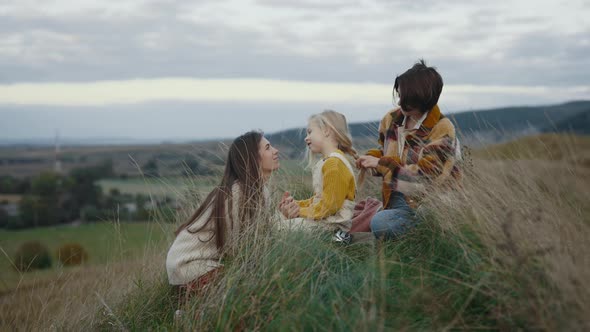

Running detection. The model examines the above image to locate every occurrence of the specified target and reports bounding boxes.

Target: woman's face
[259,137,280,177]
[400,106,423,120]
[396,89,424,120]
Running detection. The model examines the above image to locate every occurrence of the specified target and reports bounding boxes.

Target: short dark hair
[393,59,443,113]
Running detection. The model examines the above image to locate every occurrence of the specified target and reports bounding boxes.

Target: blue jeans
[370,192,417,240]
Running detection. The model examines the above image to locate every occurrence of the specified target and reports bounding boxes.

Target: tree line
[0,160,172,229]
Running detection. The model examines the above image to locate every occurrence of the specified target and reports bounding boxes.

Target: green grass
[0,222,171,293]
[101,215,558,331]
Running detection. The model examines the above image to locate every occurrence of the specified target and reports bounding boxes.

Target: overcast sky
[0,0,588,141]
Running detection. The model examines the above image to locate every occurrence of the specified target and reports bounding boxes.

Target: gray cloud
[0,0,588,87]
[256,0,359,11]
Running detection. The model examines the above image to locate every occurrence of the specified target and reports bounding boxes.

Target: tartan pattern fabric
[367,105,461,208]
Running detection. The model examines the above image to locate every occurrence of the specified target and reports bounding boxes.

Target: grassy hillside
[100,150,589,331]
[1,134,589,330]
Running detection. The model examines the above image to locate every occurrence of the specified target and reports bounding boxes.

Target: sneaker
[333,230,352,245]
[174,309,184,324]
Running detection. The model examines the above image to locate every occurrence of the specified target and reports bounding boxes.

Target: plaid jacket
[366,105,461,209]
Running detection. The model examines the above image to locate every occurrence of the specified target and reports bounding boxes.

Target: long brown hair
[174,131,265,250]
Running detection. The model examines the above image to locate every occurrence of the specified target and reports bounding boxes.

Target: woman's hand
[279,192,300,218]
[356,155,380,169]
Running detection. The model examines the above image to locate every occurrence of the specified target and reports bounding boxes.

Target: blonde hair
[306,110,358,164]
[306,110,367,186]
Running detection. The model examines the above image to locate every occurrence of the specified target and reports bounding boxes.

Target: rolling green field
[0,222,172,293]
[96,177,216,197]
[95,161,311,198]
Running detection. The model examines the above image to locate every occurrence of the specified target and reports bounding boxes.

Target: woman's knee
[370,210,395,237]
[370,211,390,230]
[370,209,417,239]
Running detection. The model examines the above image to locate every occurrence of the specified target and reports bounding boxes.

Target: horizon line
[0,77,588,107]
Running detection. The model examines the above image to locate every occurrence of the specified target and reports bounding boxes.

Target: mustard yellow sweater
[296,150,356,220]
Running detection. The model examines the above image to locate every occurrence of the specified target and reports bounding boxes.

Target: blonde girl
[279,110,358,232]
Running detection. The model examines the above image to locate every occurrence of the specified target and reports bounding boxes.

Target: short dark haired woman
[356,59,462,240]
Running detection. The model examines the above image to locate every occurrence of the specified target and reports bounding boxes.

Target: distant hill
[449,101,590,146]
[268,101,590,151]
[542,108,590,135]
[472,133,590,167]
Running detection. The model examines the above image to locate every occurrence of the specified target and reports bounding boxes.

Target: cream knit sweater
[166,183,269,285]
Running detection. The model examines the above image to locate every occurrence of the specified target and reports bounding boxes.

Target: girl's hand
[285,201,300,218]
[279,192,299,218]
[279,191,291,205]
[279,191,293,209]
[356,155,380,169]
[279,200,299,218]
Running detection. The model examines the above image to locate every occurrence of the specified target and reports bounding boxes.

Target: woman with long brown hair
[166,131,279,293]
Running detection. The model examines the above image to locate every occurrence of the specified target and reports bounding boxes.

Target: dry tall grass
[424,135,590,329]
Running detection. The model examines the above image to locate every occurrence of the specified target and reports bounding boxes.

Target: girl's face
[259,137,280,177]
[304,121,327,154]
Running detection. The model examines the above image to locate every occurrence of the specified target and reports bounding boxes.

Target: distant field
[96,176,217,198]
[0,141,228,178]
[0,194,22,204]
[96,159,311,197]
[0,222,173,293]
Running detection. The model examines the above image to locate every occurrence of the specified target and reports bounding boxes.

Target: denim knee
[370,209,417,240]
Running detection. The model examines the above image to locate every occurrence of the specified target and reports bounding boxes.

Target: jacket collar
[390,104,442,130]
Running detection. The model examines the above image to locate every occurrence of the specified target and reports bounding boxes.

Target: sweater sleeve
[296,197,313,208]
[299,158,353,220]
